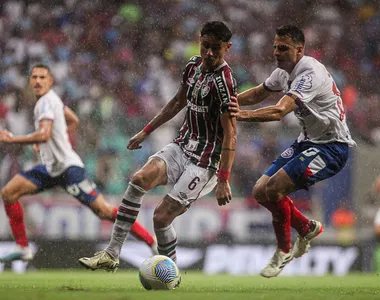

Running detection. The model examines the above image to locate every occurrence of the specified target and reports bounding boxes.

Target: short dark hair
[200,21,232,42]
[276,25,305,45]
[30,63,52,76]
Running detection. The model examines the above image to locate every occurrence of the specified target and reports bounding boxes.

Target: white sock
[105,183,146,259]
[155,224,177,263]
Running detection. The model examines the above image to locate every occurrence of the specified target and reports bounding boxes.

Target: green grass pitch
[1,270,380,300]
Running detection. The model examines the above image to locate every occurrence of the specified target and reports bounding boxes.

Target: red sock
[286,196,310,236]
[111,206,118,222]
[260,199,291,253]
[4,202,28,247]
[130,221,155,246]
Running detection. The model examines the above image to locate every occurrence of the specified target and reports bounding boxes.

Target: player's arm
[0,119,53,144]
[144,86,187,132]
[237,84,272,106]
[215,112,237,206]
[127,87,187,150]
[234,94,298,122]
[64,106,79,132]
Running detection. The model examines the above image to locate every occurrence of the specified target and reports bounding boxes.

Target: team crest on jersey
[281,147,294,158]
[201,85,210,98]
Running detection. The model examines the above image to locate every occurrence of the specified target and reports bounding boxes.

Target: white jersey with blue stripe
[264,56,356,147]
[33,89,84,176]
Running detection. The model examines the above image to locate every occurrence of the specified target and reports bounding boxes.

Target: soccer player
[229,25,356,277]
[79,21,237,272]
[0,64,157,262]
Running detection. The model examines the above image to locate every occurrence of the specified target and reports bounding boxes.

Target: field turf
[1,270,380,300]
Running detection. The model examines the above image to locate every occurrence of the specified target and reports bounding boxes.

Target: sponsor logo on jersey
[187,100,209,113]
[294,74,313,96]
[215,75,229,103]
[178,192,188,200]
[281,147,294,158]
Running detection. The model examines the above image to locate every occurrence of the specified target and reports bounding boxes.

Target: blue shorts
[264,141,349,190]
[20,165,100,205]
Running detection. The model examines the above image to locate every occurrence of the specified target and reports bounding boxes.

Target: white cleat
[78,251,119,273]
[293,220,323,258]
[0,245,33,263]
[260,248,293,278]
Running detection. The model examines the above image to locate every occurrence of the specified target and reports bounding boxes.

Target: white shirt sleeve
[264,68,285,92]
[288,67,323,104]
[36,97,55,122]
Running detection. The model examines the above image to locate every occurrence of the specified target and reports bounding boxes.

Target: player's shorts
[20,164,100,205]
[150,143,217,207]
[264,140,349,189]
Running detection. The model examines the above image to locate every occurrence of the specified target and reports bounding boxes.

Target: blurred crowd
[0,0,379,199]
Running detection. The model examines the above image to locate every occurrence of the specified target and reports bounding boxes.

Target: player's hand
[228,98,240,118]
[215,180,232,206]
[0,130,14,143]
[33,143,40,152]
[127,130,149,150]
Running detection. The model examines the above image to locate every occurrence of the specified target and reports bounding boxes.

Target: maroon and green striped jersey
[173,56,237,171]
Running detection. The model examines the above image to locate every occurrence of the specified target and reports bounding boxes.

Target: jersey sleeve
[214,69,238,114]
[181,56,201,87]
[263,68,286,92]
[36,97,55,122]
[287,67,323,104]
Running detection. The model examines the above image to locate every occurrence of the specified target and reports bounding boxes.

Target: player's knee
[95,210,110,220]
[252,183,267,203]
[1,187,16,203]
[130,171,148,189]
[265,177,282,201]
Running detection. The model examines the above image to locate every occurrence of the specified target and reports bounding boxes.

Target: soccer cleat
[78,251,119,273]
[293,220,323,258]
[260,248,293,278]
[0,245,34,263]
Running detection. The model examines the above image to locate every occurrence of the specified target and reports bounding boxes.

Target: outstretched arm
[0,119,53,144]
[233,94,298,122]
[215,112,237,206]
[64,106,79,132]
[238,84,272,106]
[127,86,188,150]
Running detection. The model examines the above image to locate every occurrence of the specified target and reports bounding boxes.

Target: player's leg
[287,143,348,258]
[153,162,217,263]
[0,165,51,262]
[253,143,312,277]
[78,157,167,272]
[254,144,311,254]
[153,196,187,263]
[89,193,157,254]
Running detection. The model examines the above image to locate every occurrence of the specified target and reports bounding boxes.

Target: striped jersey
[34,89,84,176]
[264,55,356,146]
[173,56,237,171]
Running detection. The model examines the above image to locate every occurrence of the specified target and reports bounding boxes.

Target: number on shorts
[303,147,320,157]
[66,184,80,196]
[188,177,200,190]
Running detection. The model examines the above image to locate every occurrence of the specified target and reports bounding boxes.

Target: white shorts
[149,143,217,207]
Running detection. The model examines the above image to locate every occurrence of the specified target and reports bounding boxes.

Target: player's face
[273,35,303,72]
[200,35,231,72]
[29,68,54,99]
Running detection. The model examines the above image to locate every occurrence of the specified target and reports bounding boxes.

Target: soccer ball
[139,255,181,290]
